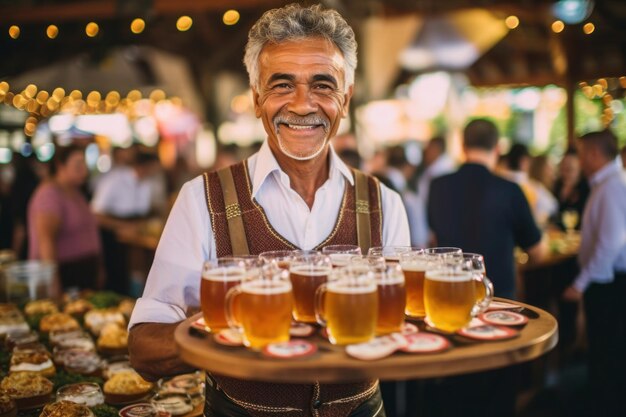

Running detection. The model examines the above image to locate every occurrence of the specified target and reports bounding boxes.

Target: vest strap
[217,166,250,255]
[354,170,372,254]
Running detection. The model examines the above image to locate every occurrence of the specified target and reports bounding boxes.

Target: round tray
[174,299,557,383]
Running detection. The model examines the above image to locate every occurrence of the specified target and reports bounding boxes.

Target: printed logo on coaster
[457,324,519,341]
[480,311,528,326]
[345,334,407,361]
[214,329,244,346]
[487,301,521,311]
[400,333,451,353]
[290,322,315,337]
[401,322,419,335]
[262,340,317,359]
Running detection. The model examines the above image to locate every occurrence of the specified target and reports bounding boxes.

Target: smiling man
[128,4,409,417]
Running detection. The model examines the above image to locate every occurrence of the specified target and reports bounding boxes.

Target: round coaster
[262,340,317,359]
[191,317,209,333]
[214,329,243,346]
[457,324,519,341]
[401,322,419,335]
[479,311,528,326]
[345,334,406,361]
[290,322,315,337]
[400,333,451,353]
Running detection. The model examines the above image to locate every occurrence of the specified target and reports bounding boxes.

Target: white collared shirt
[129,141,410,327]
[91,166,153,218]
[575,161,626,291]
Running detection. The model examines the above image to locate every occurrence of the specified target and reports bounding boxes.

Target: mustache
[273,113,329,130]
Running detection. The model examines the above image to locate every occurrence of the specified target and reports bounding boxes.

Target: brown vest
[202,160,383,417]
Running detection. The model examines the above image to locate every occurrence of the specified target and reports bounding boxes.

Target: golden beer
[324,282,378,345]
[236,280,293,349]
[200,267,244,331]
[376,278,406,334]
[402,265,427,318]
[290,265,330,323]
[424,270,475,333]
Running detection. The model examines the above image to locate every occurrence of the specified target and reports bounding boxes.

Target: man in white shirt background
[562,129,626,417]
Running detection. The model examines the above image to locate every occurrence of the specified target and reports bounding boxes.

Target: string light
[46,25,59,39]
[8,25,20,39]
[223,10,240,26]
[583,22,595,34]
[131,18,145,34]
[505,16,519,29]
[176,16,193,32]
[85,22,99,37]
[551,20,565,33]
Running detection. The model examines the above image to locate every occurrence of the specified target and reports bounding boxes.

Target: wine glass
[561,210,579,236]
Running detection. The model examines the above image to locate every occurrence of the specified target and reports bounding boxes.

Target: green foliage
[91,404,121,417]
[87,292,123,309]
[50,370,104,392]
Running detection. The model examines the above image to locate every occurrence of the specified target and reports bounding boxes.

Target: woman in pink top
[28,143,102,294]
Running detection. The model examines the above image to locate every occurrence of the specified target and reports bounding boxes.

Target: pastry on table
[84,309,125,336]
[55,382,104,407]
[0,310,29,337]
[54,349,103,377]
[24,300,58,317]
[4,330,39,351]
[0,393,16,417]
[38,400,95,417]
[103,370,153,404]
[49,330,95,351]
[0,372,53,410]
[117,299,136,318]
[63,299,94,317]
[9,347,56,377]
[97,323,128,356]
[39,313,80,333]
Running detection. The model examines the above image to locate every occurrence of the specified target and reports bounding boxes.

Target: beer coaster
[479,311,528,326]
[345,334,407,361]
[401,323,419,335]
[290,322,315,337]
[487,301,521,311]
[400,332,451,353]
[457,324,519,341]
[214,329,244,346]
[263,340,317,359]
[191,317,209,333]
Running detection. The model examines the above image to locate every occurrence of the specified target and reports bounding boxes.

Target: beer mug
[225,265,293,350]
[424,264,493,333]
[462,253,494,304]
[321,245,361,267]
[399,249,430,318]
[315,268,378,345]
[289,252,332,323]
[370,264,406,335]
[259,250,295,270]
[200,258,247,332]
[367,246,412,263]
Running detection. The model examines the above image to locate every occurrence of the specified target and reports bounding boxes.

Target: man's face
[577,142,595,178]
[252,37,353,162]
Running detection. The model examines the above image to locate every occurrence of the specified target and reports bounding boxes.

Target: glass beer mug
[289,252,332,323]
[424,262,493,333]
[315,268,378,345]
[225,265,293,350]
[200,258,247,332]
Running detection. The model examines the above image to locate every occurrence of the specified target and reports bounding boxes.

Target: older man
[128,4,409,417]
[563,129,626,417]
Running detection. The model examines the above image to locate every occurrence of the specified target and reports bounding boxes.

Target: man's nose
[287,85,317,115]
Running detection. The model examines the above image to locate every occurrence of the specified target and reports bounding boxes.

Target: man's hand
[562,286,583,302]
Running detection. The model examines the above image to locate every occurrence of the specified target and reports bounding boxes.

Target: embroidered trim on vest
[356,199,370,214]
[225,203,242,220]
[203,172,217,245]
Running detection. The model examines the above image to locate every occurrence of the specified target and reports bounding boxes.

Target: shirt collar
[589,160,620,187]
[250,139,354,198]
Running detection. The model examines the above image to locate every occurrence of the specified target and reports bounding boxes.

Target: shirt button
[312,400,322,409]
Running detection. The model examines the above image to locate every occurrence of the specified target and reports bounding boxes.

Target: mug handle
[471,275,494,317]
[314,283,328,327]
[225,285,243,332]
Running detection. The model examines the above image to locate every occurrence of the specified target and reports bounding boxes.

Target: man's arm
[128,322,196,382]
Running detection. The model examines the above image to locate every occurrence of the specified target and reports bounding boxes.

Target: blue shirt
[575,161,626,291]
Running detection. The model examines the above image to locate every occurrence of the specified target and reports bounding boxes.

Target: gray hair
[244,3,357,92]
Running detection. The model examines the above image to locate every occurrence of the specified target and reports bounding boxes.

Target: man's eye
[272,83,292,90]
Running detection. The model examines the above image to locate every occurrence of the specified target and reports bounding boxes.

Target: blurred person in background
[28,143,102,295]
[412,136,455,247]
[562,129,626,417]
[503,143,557,227]
[91,150,163,295]
[620,144,626,169]
[529,154,556,192]
[553,148,589,231]
[0,163,15,250]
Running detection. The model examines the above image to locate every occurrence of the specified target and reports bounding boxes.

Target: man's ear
[252,87,262,118]
[341,84,354,118]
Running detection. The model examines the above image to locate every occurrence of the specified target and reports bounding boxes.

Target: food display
[24,301,58,318]
[39,400,95,417]
[56,383,104,407]
[0,393,17,417]
[103,371,153,404]
[0,372,53,409]
[0,307,29,336]
[39,313,80,334]
[96,324,128,356]
[83,310,125,336]
[9,347,55,377]
[150,391,193,416]
[63,300,95,317]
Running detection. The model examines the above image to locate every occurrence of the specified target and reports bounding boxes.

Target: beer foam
[329,253,354,266]
[377,276,404,286]
[289,265,331,276]
[425,270,472,282]
[241,280,292,294]
[327,281,377,294]
[202,267,246,282]
[400,261,428,271]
